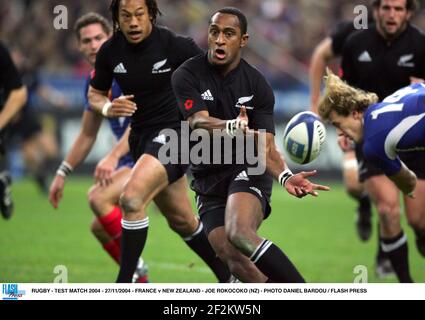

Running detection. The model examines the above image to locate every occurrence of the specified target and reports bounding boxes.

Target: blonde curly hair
[318,69,379,121]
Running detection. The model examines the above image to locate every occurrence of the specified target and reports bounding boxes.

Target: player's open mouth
[215,49,226,60]
[128,31,142,40]
[386,21,397,28]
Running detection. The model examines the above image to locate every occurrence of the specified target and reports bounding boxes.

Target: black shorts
[128,126,188,184]
[356,143,425,182]
[9,108,42,142]
[192,169,273,235]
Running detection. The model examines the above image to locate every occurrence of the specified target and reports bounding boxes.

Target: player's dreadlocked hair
[109,0,162,32]
[318,69,379,121]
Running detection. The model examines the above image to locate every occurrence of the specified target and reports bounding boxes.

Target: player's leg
[117,154,169,282]
[0,129,13,220]
[342,150,371,241]
[153,175,231,283]
[207,221,267,283]
[365,176,413,282]
[403,179,425,258]
[0,165,13,220]
[224,192,304,283]
[87,166,131,263]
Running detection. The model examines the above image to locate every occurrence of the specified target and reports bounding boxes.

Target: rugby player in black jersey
[88,0,230,283]
[172,7,329,283]
[0,42,27,220]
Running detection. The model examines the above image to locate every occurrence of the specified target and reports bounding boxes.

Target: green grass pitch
[1,177,424,283]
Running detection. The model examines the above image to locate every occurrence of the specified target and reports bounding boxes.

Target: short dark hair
[109,0,162,33]
[210,7,248,35]
[74,12,112,40]
[372,0,419,12]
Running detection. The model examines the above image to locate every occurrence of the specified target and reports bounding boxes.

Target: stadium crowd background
[2,0,425,175]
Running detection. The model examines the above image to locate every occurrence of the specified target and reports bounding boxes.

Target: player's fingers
[239,106,247,118]
[301,170,317,178]
[118,95,135,100]
[313,184,331,191]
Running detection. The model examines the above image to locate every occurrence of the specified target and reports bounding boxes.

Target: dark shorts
[9,108,42,142]
[129,126,188,184]
[355,143,425,182]
[192,169,273,235]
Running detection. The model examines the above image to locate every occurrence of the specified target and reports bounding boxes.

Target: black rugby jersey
[342,24,425,100]
[172,54,275,175]
[90,26,202,131]
[0,42,22,110]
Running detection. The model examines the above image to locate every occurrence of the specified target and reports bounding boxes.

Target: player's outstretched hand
[49,175,65,209]
[94,154,118,187]
[108,95,137,117]
[237,106,249,133]
[285,170,330,198]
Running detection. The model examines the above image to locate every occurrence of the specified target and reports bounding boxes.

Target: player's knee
[225,224,255,256]
[87,185,103,213]
[376,201,399,219]
[119,192,144,216]
[90,219,103,238]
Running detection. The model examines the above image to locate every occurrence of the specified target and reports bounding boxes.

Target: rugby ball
[283,111,326,164]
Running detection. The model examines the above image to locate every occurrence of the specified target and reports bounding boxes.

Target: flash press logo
[2,284,26,300]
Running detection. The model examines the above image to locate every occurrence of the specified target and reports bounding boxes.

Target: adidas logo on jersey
[201,90,214,101]
[235,171,250,182]
[398,54,415,68]
[114,63,127,74]
[152,59,172,74]
[358,51,372,62]
[153,134,167,145]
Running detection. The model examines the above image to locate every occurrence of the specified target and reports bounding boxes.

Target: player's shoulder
[406,24,425,39]
[156,25,196,46]
[176,54,206,73]
[240,59,271,89]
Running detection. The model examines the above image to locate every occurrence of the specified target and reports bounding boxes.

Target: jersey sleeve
[331,21,355,56]
[172,65,207,119]
[0,43,23,91]
[89,42,113,92]
[250,75,275,134]
[172,35,203,67]
[363,140,402,177]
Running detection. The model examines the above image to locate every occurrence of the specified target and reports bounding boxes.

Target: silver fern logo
[152,59,172,74]
[235,95,255,110]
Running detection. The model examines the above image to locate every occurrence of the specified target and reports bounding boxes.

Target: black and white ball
[283,111,326,164]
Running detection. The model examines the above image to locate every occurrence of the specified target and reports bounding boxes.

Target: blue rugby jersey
[363,83,425,176]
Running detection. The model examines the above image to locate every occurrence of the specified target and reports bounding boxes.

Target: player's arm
[389,163,417,197]
[88,85,136,118]
[0,43,27,130]
[309,37,334,114]
[0,85,27,130]
[94,126,131,186]
[172,66,247,136]
[49,110,103,209]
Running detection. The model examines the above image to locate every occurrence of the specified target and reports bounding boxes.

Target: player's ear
[353,110,362,120]
[240,33,249,48]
